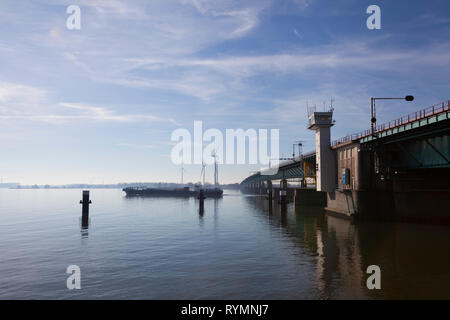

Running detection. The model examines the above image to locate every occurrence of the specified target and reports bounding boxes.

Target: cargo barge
[123,186,223,198]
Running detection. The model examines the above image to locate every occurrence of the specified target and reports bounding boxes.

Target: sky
[0,0,449,184]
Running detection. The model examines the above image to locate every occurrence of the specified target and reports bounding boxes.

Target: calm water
[1,188,450,299]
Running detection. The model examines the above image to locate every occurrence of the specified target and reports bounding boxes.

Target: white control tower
[308,110,335,192]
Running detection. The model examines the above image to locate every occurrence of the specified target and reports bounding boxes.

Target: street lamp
[292,142,303,158]
[370,95,414,136]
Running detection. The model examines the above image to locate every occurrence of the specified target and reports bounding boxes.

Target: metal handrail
[332,100,450,146]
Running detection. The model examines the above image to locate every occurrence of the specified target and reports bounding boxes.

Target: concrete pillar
[295,188,327,206]
[300,179,305,188]
[280,179,288,205]
[308,111,336,192]
[267,180,273,211]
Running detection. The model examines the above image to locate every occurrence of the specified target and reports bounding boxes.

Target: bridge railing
[332,100,450,147]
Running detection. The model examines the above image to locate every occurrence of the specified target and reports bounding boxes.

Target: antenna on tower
[330,96,335,112]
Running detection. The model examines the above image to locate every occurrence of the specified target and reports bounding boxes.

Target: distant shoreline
[4,183,241,190]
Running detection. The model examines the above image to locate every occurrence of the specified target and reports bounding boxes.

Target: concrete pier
[295,188,327,206]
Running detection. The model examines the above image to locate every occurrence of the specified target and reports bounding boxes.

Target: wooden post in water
[267,181,273,212]
[198,189,205,214]
[280,179,288,212]
[80,190,91,227]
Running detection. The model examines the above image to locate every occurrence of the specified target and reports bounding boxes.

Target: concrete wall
[335,143,361,190]
[326,187,450,223]
[326,189,396,219]
[295,188,327,206]
[326,190,358,217]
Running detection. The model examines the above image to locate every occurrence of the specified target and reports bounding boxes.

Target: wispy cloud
[0,82,177,124]
[59,102,168,123]
[110,41,450,102]
[181,0,265,38]
[116,142,155,149]
[0,82,46,105]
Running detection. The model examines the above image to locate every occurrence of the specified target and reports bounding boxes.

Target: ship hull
[123,187,223,198]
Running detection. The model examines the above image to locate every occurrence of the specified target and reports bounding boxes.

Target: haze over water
[1,188,449,299]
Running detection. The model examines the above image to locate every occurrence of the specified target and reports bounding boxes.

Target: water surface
[1,189,449,299]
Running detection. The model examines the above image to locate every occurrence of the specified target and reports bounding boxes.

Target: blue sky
[0,0,449,184]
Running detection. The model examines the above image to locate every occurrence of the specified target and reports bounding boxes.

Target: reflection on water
[80,226,89,239]
[0,189,449,299]
[244,195,450,299]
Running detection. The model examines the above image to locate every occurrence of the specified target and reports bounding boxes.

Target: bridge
[240,100,450,222]
[240,151,316,186]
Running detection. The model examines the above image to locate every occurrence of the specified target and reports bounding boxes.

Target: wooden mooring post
[198,189,205,214]
[80,190,91,227]
[267,181,273,212]
[280,179,288,212]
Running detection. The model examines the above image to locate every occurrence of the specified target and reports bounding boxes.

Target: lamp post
[292,142,302,159]
[371,95,414,136]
